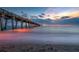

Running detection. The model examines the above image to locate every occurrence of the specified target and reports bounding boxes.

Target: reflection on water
[0,25,79,45]
[9,28,32,33]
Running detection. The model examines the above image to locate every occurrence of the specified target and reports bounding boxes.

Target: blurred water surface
[0,25,79,45]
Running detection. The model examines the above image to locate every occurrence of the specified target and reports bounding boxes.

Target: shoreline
[0,43,79,52]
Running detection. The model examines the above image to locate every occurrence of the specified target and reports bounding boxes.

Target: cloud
[41,13,45,15]
[38,15,44,18]
[42,7,79,20]
[46,11,79,20]
[60,16,71,19]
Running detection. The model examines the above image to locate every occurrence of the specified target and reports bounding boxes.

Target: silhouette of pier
[0,8,40,31]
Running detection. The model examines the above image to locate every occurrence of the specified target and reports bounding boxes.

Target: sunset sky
[2,7,79,20]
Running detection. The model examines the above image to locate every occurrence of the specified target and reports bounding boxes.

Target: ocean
[0,25,79,45]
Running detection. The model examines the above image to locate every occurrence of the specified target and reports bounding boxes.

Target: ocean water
[0,25,79,45]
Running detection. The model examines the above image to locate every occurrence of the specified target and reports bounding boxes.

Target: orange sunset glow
[43,7,79,20]
[44,11,79,20]
[10,29,32,32]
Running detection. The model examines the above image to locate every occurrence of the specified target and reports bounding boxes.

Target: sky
[2,7,79,20]
[4,7,79,20]
[3,7,79,23]
[2,7,47,18]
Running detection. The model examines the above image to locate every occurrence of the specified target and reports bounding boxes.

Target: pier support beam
[0,17,3,31]
[11,19,14,29]
[21,21,23,28]
[15,20,18,29]
[4,18,8,30]
[25,23,29,28]
[11,16,15,29]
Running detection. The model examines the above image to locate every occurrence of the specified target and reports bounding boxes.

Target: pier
[0,8,40,31]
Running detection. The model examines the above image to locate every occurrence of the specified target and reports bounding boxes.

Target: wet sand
[0,43,79,52]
